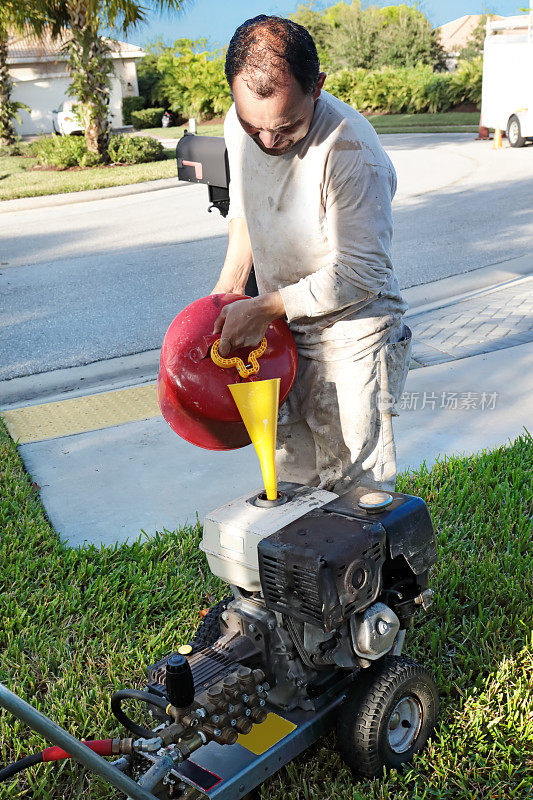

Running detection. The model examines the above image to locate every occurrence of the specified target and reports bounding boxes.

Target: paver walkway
[409,276,533,367]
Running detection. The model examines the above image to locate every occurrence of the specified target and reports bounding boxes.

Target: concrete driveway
[1,133,532,384]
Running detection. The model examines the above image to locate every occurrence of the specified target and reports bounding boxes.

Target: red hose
[42,739,114,762]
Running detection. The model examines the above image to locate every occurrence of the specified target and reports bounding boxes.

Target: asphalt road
[1,133,533,382]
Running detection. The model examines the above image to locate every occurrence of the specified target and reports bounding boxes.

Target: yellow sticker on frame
[237,712,296,755]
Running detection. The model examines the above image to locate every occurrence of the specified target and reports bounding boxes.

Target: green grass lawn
[368,111,479,134]
[0,420,531,800]
[0,149,177,202]
[135,121,225,139]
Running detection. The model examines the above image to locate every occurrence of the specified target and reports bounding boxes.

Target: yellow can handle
[211,337,267,378]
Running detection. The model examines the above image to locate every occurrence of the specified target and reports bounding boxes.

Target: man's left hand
[213,292,286,356]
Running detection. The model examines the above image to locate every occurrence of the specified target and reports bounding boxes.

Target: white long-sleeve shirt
[224,90,407,361]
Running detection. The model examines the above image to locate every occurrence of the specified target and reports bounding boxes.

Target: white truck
[481,11,533,147]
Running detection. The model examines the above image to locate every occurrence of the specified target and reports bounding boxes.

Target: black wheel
[507,115,526,148]
[189,595,233,653]
[336,655,438,778]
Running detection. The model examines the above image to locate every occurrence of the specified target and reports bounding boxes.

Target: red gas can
[157,294,298,450]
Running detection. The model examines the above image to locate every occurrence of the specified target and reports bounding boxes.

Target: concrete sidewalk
[2,259,532,547]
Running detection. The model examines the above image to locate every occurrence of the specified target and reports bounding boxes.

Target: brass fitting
[206,684,229,710]
[222,675,241,700]
[252,669,266,684]
[159,722,187,746]
[249,707,267,724]
[234,716,253,735]
[201,723,238,746]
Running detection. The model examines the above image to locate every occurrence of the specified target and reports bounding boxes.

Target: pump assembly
[0,138,439,799]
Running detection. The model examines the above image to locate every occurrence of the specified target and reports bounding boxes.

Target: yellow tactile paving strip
[2,383,161,444]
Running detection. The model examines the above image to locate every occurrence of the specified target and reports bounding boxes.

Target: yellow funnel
[229,378,280,500]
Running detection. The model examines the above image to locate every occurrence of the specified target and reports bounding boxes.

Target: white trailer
[481,10,533,147]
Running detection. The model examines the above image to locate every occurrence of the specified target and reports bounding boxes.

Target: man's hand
[213,292,286,356]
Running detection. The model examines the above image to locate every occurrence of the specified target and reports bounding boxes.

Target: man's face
[232,71,325,156]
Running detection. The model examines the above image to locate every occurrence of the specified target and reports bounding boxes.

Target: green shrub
[122,95,145,125]
[108,134,165,163]
[325,61,481,114]
[29,135,102,169]
[130,107,165,129]
[28,133,164,169]
[449,57,483,106]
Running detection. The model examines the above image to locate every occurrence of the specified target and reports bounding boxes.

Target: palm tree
[0,1,47,147]
[43,0,186,159]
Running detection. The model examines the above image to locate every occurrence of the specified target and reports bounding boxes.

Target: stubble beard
[251,134,296,156]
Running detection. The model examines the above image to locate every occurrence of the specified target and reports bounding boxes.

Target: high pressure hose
[110,689,170,739]
[0,754,42,782]
[0,740,115,782]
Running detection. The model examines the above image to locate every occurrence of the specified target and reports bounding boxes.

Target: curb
[403,253,533,314]
[0,176,185,214]
[0,349,160,410]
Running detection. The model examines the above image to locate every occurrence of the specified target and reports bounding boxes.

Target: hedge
[122,96,145,126]
[324,59,483,114]
[107,134,164,164]
[131,107,165,129]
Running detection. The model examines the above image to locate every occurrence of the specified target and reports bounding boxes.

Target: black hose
[0,753,43,782]
[110,690,170,739]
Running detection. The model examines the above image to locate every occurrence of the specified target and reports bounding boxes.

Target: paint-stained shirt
[224,90,407,361]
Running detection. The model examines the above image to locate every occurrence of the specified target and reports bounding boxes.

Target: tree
[372,5,446,70]
[291,1,445,72]
[142,38,231,120]
[0,0,47,147]
[42,0,186,159]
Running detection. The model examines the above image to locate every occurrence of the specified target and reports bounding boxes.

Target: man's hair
[225,15,320,98]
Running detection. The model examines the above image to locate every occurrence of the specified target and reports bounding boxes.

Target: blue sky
[115,1,529,49]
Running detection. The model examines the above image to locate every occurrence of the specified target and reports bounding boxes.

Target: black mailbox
[176,133,230,217]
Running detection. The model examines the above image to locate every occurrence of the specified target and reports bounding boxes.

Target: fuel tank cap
[358,491,393,511]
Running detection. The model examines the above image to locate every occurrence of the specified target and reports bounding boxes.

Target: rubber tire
[189,595,234,653]
[336,655,439,779]
[507,115,526,148]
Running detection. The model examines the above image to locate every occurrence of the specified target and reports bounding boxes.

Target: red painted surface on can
[157,294,298,450]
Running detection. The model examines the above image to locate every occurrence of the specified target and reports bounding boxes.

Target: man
[212,15,411,494]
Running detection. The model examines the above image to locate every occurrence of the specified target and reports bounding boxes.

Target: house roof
[436,14,503,53]
[7,27,145,63]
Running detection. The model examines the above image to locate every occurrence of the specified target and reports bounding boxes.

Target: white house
[7,28,145,135]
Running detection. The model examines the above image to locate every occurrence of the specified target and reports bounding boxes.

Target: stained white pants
[275,325,412,494]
